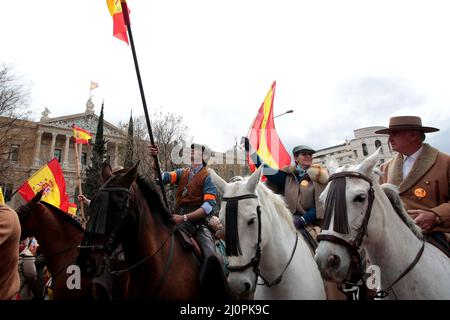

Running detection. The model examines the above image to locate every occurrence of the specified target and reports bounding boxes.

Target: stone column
[114,143,119,167]
[49,132,57,160]
[34,130,44,167]
[63,134,71,168]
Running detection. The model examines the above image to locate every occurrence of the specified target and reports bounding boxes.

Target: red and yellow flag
[68,202,77,215]
[73,125,92,145]
[0,187,4,205]
[247,81,291,172]
[106,0,129,44]
[90,81,99,91]
[18,159,69,212]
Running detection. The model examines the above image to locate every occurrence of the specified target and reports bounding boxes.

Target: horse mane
[41,202,85,233]
[224,175,296,256]
[135,175,174,226]
[380,183,424,240]
[256,181,296,232]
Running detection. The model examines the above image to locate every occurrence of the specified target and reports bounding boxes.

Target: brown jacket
[266,164,328,220]
[380,143,450,232]
[0,204,21,300]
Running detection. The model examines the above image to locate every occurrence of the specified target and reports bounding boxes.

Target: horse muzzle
[227,272,256,298]
[315,243,351,283]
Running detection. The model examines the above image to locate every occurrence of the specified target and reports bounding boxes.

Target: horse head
[77,161,139,300]
[210,165,266,299]
[315,148,381,283]
[16,190,44,239]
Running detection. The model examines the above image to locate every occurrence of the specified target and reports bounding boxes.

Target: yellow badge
[414,188,427,198]
[300,180,309,187]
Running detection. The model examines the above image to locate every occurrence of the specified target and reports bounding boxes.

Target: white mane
[380,183,424,240]
[256,180,296,233]
[225,175,296,233]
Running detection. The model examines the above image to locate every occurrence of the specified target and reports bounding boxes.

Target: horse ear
[208,168,228,194]
[31,190,44,204]
[102,162,113,183]
[120,161,140,187]
[359,148,381,176]
[325,156,339,175]
[246,164,263,193]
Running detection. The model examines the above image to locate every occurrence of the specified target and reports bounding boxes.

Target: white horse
[315,149,450,299]
[210,166,326,300]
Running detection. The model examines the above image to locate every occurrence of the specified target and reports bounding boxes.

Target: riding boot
[194,225,230,300]
[194,225,221,276]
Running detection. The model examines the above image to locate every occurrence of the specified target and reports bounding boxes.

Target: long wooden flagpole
[120,0,169,208]
[73,129,86,223]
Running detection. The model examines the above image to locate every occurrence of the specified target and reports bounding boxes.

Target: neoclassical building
[313,126,395,167]
[1,99,251,209]
[1,99,126,208]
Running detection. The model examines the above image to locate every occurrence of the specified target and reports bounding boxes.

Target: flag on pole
[0,187,4,204]
[18,159,70,212]
[247,81,291,172]
[106,0,129,44]
[90,81,99,91]
[73,125,92,144]
[68,202,77,215]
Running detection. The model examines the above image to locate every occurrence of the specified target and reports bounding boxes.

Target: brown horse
[16,191,87,299]
[16,191,127,300]
[80,162,230,300]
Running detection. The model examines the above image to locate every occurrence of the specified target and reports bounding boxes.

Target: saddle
[174,226,202,258]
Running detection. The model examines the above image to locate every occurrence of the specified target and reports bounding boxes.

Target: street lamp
[273,109,294,119]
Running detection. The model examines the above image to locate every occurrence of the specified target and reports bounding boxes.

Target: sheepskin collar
[282,164,329,184]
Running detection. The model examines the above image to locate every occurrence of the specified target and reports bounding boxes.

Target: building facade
[1,100,126,209]
[1,100,250,209]
[313,126,395,167]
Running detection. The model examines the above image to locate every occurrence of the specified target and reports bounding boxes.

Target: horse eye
[248,218,256,225]
[353,194,366,203]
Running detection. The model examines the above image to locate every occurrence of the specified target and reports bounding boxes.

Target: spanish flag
[73,125,92,145]
[106,0,129,44]
[68,203,77,215]
[90,81,99,91]
[0,187,4,205]
[247,81,291,172]
[18,159,69,212]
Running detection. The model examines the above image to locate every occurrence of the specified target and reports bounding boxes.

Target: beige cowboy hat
[374,116,439,134]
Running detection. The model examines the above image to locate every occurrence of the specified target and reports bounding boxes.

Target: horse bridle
[317,171,375,283]
[223,194,298,288]
[316,171,426,299]
[87,183,176,297]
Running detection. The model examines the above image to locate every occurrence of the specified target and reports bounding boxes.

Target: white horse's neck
[256,188,325,299]
[259,200,298,279]
[363,185,424,290]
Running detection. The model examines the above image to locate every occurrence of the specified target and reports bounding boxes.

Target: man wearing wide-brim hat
[376,116,450,254]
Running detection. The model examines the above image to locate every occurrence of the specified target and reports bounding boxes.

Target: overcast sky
[2,0,449,156]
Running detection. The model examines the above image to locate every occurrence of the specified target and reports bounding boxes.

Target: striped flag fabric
[106,0,129,44]
[247,81,291,172]
[90,81,99,91]
[73,125,92,144]
[18,159,70,212]
[68,203,77,215]
[0,187,4,204]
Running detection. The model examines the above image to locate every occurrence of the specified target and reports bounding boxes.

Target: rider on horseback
[148,143,225,281]
[243,137,328,250]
